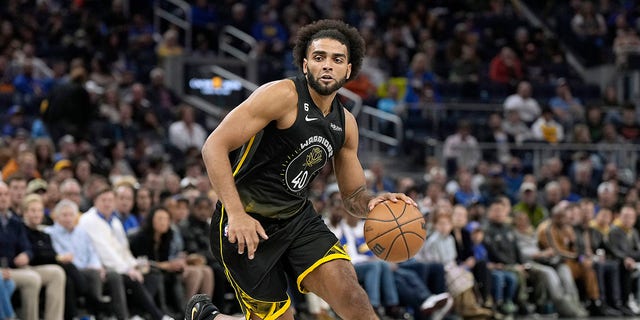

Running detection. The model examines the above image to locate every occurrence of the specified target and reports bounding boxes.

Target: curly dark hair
[293,19,366,81]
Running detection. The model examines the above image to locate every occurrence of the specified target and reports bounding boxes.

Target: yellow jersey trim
[218,205,292,319]
[296,253,351,294]
[233,135,256,176]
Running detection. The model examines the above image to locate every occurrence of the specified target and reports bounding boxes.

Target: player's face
[303,38,352,96]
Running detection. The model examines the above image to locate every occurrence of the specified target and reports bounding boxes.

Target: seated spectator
[77,187,173,320]
[451,205,491,305]
[613,27,640,69]
[513,211,588,317]
[7,174,28,218]
[1,105,30,139]
[2,151,40,181]
[531,106,564,144]
[548,78,585,127]
[483,201,528,315]
[543,181,563,211]
[168,104,207,153]
[575,206,635,315]
[488,47,523,87]
[502,109,533,144]
[23,194,96,320]
[538,203,618,316]
[608,205,640,313]
[418,209,492,319]
[0,182,65,320]
[453,172,481,207]
[129,206,214,316]
[586,105,604,142]
[618,103,640,142]
[404,52,437,104]
[503,81,541,124]
[442,120,481,175]
[114,184,139,234]
[448,44,481,98]
[45,199,110,318]
[513,182,548,227]
[156,29,184,61]
[181,196,234,312]
[570,1,607,66]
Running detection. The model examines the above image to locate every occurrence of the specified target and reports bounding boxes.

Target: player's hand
[227,213,268,260]
[368,192,417,211]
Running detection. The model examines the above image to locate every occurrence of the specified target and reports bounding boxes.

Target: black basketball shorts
[209,201,349,319]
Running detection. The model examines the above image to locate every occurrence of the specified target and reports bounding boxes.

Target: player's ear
[346,63,352,80]
[303,58,308,75]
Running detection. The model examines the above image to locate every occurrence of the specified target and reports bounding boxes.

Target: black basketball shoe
[185,294,221,320]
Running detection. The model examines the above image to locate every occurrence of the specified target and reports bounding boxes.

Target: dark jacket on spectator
[180,215,215,264]
[608,225,640,261]
[24,225,58,265]
[452,227,474,264]
[484,221,523,264]
[0,214,33,267]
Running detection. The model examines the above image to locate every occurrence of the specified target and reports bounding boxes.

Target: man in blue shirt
[45,199,109,314]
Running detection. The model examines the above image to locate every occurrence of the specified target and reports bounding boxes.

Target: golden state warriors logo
[283,140,330,193]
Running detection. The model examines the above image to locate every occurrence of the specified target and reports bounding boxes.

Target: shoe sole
[422,296,450,315]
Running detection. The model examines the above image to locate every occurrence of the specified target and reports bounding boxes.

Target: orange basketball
[364,200,426,262]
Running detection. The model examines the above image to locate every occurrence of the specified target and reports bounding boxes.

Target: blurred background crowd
[1,0,640,320]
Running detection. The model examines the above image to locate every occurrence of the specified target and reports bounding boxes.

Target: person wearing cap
[1,105,30,139]
[513,182,548,227]
[26,178,52,224]
[52,159,74,182]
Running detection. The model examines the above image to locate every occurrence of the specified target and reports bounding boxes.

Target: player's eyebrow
[311,50,347,58]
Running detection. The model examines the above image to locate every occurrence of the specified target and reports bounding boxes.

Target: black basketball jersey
[231,75,346,219]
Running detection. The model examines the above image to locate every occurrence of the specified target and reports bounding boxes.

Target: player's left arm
[333,110,416,218]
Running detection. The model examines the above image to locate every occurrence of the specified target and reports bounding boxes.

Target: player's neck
[308,88,337,116]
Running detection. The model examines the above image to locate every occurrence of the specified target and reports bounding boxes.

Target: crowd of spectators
[0,0,639,320]
[525,0,640,68]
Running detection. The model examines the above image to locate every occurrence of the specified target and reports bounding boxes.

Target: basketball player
[186,20,416,320]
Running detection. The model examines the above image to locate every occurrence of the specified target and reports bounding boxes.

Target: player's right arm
[202,79,297,259]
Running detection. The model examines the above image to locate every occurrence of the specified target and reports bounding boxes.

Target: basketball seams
[363,216,425,242]
[364,200,425,262]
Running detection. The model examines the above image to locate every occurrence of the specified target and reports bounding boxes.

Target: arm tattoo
[343,185,373,218]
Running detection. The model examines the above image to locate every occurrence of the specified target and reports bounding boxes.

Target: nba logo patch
[224,224,229,237]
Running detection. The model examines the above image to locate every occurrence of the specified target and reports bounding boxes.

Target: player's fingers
[236,234,246,255]
[397,194,417,206]
[255,223,269,240]
[246,233,259,260]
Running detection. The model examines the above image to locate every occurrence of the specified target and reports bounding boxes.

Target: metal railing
[153,0,192,51]
[358,106,404,152]
[429,141,640,178]
[218,26,257,61]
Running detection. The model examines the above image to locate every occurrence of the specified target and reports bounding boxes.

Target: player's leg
[302,259,379,320]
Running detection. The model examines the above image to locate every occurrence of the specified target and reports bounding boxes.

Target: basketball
[364,200,427,262]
